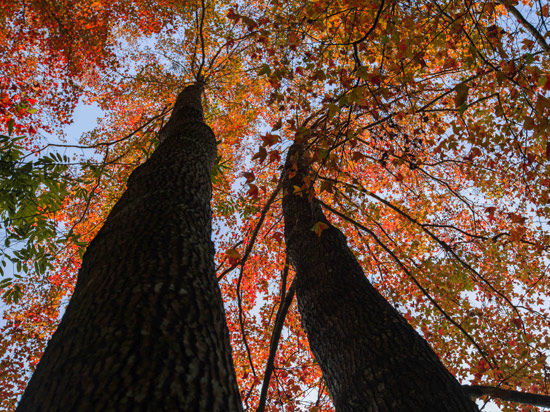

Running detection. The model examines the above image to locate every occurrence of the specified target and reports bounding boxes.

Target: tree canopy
[0,0,549,410]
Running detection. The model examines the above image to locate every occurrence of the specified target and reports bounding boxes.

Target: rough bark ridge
[282,142,478,411]
[17,83,243,412]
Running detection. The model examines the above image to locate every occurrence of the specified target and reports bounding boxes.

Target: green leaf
[258,64,271,76]
[0,277,12,289]
[7,118,14,135]
[454,83,469,108]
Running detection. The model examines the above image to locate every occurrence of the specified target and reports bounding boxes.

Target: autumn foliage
[0,0,549,410]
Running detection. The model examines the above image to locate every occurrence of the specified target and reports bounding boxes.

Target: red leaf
[261,133,280,146]
[247,183,259,199]
[243,171,255,183]
[252,146,267,163]
[226,248,241,266]
[268,150,281,163]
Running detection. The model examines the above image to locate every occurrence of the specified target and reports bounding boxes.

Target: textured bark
[282,143,478,411]
[17,84,243,412]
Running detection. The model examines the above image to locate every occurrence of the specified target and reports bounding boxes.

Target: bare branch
[217,182,282,281]
[236,264,257,377]
[196,0,207,79]
[498,0,550,52]
[37,108,171,152]
[256,275,296,412]
[464,384,550,408]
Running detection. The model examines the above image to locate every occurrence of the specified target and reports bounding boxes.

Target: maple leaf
[454,83,469,109]
[311,221,329,237]
[508,212,526,225]
[268,149,281,163]
[226,248,241,266]
[243,171,255,183]
[252,146,267,163]
[247,183,260,199]
[351,151,366,161]
[319,180,333,193]
[261,133,280,146]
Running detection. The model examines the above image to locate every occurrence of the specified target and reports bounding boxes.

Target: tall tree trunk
[17,83,243,412]
[282,143,478,411]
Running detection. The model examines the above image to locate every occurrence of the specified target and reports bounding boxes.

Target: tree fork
[281,142,478,411]
[16,83,243,412]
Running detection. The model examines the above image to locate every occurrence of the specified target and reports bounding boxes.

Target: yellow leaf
[311,221,329,237]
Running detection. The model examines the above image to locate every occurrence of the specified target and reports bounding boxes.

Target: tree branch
[37,108,171,152]
[217,181,282,281]
[236,264,257,377]
[196,0,207,79]
[498,0,550,52]
[318,175,525,330]
[464,384,550,408]
[352,0,386,67]
[256,277,296,412]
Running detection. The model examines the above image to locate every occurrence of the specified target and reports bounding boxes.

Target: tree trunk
[17,83,243,412]
[282,143,478,411]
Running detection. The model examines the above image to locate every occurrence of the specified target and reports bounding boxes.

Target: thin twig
[37,108,171,152]
[67,147,110,238]
[217,182,282,281]
[236,264,257,378]
[352,0,386,68]
[256,276,296,412]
